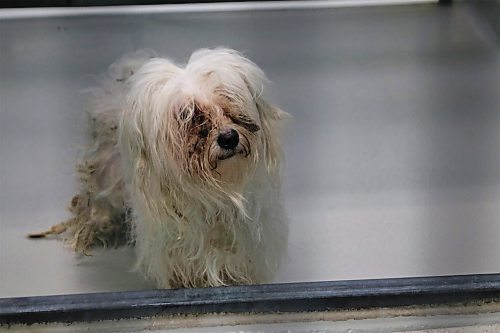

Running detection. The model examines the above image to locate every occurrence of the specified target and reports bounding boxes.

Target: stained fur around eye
[229,113,260,133]
[199,126,210,138]
[214,94,261,133]
[191,106,212,137]
[185,106,213,160]
[192,105,205,125]
[177,109,190,122]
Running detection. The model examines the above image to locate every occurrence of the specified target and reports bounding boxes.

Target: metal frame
[0,0,441,20]
[2,0,324,9]
[2,274,500,325]
[0,0,445,9]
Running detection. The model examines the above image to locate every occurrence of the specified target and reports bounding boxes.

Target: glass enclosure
[1,0,500,298]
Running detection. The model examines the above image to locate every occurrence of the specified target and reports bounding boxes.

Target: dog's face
[172,93,261,186]
[120,49,284,194]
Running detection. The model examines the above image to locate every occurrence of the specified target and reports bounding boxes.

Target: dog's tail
[107,49,158,83]
[27,219,74,239]
[84,49,159,130]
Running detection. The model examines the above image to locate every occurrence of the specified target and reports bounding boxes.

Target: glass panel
[1,1,499,297]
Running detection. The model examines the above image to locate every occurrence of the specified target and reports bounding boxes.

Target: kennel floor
[1,2,500,297]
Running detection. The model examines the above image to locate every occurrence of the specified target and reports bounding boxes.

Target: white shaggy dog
[30,48,288,289]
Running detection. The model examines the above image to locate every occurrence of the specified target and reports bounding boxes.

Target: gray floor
[1,2,500,297]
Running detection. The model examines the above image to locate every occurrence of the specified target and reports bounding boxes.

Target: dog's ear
[119,58,182,181]
[215,49,288,175]
[255,100,288,175]
[215,50,288,175]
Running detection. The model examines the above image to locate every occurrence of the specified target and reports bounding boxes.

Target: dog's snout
[217,128,239,150]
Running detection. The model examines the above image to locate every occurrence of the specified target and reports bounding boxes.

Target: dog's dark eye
[199,127,209,138]
[192,106,205,124]
[230,114,260,133]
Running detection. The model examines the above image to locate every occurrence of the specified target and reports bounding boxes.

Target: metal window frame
[0,0,449,9]
[2,274,500,325]
[0,0,341,9]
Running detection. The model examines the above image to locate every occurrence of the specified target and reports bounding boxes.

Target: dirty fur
[30,48,288,289]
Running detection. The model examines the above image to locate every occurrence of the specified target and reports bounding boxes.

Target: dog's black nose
[217,128,239,150]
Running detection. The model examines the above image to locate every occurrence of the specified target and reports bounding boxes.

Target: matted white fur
[31,48,288,289]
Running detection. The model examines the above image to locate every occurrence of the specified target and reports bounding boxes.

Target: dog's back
[29,50,157,252]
